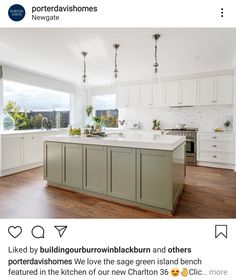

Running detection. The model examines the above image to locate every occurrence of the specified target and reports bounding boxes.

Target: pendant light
[152,34,161,81]
[113,43,120,80]
[81,51,88,84]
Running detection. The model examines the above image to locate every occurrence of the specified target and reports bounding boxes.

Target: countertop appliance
[164,128,198,165]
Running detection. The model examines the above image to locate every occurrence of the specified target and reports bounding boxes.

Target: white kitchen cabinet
[141,84,152,106]
[117,85,141,108]
[128,85,141,107]
[198,77,214,105]
[215,75,233,105]
[153,83,165,106]
[180,79,197,106]
[165,79,197,106]
[117,86,129,108]
[198,75,233,105]
[0,130,67,176]
[2,135,23,170]
[165,81,180,106]
[141,83,164,107]
[38,135,44,162]
[197,132,234,169]
[23,135,39,165]
[2,134,40,170]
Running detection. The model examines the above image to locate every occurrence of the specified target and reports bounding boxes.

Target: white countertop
[0,129,67,135]
[43,134,186,151]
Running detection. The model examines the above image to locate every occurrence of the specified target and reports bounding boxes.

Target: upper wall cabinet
[116,74,233,108]
[141,83,164,107]
[198,75,233,105]
[117,85,141,108]
[117,86,129,108]
[128,85,141,107]
[165,81,180,106]
[165,79,197,106]
[198,77,214,105]
[215,75,233,105]
[180,79,197,106]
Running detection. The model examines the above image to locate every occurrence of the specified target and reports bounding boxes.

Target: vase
[3,111,15,130]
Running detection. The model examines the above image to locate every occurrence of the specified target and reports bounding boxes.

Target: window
[3,80,70,130]
[93,94,118,128]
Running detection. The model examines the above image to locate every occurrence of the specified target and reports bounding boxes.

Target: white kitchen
[0,28,235,218]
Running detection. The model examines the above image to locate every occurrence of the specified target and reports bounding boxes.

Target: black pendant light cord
[152,34,160,74]
[81,51,87,83]
[113,44,120,79]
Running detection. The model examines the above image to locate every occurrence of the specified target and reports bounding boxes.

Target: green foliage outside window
[5,101,44,130]
[101,111,118,128]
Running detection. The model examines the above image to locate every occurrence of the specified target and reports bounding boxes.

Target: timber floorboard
[0,166,235,218]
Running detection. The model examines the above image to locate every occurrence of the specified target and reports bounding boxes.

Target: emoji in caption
[171,268,180,277]
[181,268,189,277]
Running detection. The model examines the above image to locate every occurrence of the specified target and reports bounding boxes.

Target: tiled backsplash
[119,105,233,132]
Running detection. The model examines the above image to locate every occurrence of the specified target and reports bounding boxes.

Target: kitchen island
[43,133,186,214]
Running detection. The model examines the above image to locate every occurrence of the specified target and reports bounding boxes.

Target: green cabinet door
[137,149,172,210]
[44,142,62,184]
[108,147,136,201]
[83,145,107,194]
[63,143,83,189]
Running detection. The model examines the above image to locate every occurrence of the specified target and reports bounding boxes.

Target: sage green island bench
[43,133,186,215]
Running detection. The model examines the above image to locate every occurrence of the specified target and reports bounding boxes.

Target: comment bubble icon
[32,225,45,239]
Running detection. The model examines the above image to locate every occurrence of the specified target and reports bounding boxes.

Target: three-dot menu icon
[221,8,224,18]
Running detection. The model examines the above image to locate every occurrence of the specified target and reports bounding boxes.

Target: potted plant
[223,120,231,131]
[92,116,102,132]
[86,105,93,117]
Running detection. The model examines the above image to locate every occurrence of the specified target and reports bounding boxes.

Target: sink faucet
[41,117,48,130]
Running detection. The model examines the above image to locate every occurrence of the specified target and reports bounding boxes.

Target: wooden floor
[0,166,236,218]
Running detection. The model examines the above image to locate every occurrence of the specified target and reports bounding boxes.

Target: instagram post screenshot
[0,0,235,279]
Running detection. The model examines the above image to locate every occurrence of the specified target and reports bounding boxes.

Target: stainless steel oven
[165,128,198,165]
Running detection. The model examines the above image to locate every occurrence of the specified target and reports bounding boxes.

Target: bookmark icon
[54,226,68,238]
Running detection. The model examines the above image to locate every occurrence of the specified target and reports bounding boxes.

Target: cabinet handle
[212,145,217,147]
[64,147,66,182]
[21,137,24,139]
[212,155,217,158]
[212,136,217,139]
[45,145,48,178]
[32,137,34,139]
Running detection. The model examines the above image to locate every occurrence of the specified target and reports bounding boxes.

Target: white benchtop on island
[43,134,185,151]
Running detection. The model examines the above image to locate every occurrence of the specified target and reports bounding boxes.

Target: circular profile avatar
[8,4,25,21]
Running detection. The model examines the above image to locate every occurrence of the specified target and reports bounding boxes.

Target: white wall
[70,87,87,127]
[119,105,233,132]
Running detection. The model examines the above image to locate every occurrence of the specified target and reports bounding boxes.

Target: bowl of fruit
[213,127,223,132]
[68,126,81,136]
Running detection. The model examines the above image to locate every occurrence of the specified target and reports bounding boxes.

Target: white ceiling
[0,28,236,86]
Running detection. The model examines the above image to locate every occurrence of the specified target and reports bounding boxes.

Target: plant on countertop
[86,105,94,117]
[152,119,161,130]
[92,116,102,131]
[223,120,231,127]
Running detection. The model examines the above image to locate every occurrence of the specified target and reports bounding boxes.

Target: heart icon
[8,226,22,238]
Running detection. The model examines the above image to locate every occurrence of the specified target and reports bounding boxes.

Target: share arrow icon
[54,226,68,238]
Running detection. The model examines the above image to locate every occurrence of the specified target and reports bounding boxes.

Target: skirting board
[197,161,234,170]
[0,162,43,177]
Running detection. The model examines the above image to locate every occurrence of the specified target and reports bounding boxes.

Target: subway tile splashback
[119,105,233,132]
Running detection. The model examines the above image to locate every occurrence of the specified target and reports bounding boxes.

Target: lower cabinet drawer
[199,140,233,152]
[198,151,234,164]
